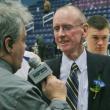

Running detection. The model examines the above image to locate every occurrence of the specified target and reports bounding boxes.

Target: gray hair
[0,2,32,48]
[0,0,33,25]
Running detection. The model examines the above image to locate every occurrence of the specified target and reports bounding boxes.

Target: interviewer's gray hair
[0,1,32,48]
[0,0,33,25]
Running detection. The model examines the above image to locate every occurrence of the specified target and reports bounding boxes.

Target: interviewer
[0,2,71,110]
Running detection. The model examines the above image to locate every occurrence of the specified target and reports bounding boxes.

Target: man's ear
[82,23,89,39]
[4,37,13,53]
[83,23,89,32]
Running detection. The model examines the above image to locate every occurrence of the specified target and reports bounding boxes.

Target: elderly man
[45,5,110,110]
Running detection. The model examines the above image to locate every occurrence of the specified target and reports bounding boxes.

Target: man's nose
[97,39,104,45]
[57,28,65,36]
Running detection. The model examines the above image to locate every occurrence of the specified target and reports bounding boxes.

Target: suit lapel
[53,55,62,78]
[45,55,62,78]
[87,51,105,110]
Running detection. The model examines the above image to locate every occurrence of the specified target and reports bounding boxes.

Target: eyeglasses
[53,23,83,33]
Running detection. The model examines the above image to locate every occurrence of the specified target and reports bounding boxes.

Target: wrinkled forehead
[53,8,81,26]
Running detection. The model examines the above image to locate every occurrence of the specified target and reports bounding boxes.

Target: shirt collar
[75,48,87,73]
[62,48,87,73]
[0,59,14,73]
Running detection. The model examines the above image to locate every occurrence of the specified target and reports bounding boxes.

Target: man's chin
[60,47,69,52]
[95,51,106,55]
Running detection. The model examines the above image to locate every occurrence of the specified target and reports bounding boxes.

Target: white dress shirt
[60,49,88,110]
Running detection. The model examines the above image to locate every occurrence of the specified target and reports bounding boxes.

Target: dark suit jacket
[45,51,110,110]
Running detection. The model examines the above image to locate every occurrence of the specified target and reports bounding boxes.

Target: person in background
[32,42,39,54]
[0,1,71,110]
[43,0,51,13]
[36,35,45,61]
[45,5,110,110]
[85,15,110,55]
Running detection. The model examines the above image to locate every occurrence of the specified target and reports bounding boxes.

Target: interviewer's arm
[16,81,71,110]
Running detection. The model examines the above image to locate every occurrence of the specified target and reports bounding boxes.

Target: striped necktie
[66,62,79,110]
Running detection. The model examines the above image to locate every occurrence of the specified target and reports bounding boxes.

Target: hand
[42,75,67,101]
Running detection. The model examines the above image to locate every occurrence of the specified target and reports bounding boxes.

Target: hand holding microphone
[28,57,67,101]
[42,75,67,101]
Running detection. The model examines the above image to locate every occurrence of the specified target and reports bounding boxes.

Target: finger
[47,75,56,80]
[41,81,46,92]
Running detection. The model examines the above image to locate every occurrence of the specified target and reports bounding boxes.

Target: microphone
[28,57,53,85]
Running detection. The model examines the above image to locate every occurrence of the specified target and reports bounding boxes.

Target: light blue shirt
[60,49,88,110]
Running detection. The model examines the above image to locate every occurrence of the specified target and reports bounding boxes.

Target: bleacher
[25,0,110,59]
